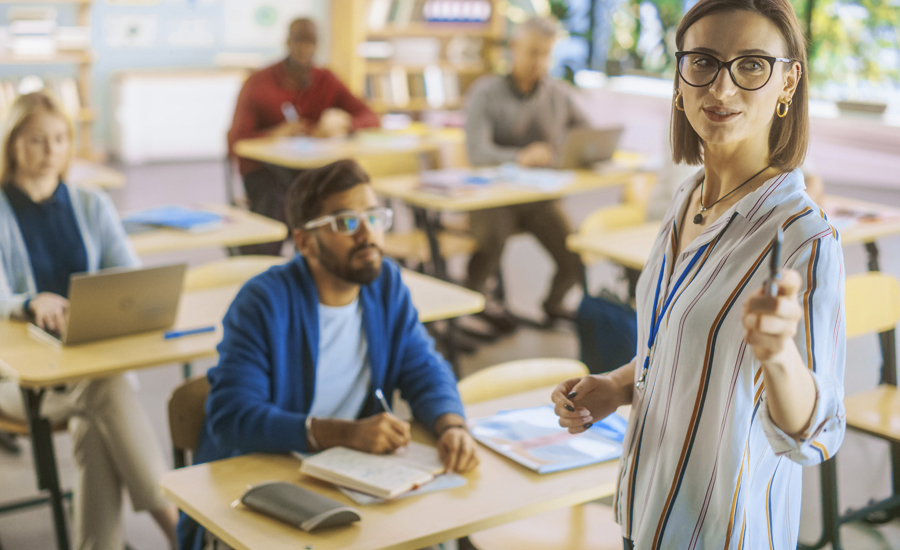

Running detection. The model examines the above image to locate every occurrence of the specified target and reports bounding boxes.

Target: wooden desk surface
[567,222,660,271]
[129,204,288,256]
[233,134,440,170]
[567,195,900,270]
[823,195,900,246]
[0,285,237,388]
[402,269,484,323]
[68,159,126,190]
[0,270,480,388]
[159,387,621,550]
[372,165,639,213]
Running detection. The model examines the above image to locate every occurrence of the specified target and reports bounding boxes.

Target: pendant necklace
[693,165,770,225]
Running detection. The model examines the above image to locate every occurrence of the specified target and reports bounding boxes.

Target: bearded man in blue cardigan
[178,159,478,549]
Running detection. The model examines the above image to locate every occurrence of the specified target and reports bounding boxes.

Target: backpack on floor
[577,290,638,375]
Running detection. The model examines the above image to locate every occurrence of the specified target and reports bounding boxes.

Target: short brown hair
[285,159,371,230]
[0,91,74,185]
[670,0,809,170]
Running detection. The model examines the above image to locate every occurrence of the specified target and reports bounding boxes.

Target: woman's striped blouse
[613,168,846,550]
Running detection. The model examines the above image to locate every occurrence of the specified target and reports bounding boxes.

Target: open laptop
[31,263,187,346]
[556,126,625,169]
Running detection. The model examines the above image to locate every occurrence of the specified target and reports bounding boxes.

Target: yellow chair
[382,230,477,268]
[458,358,623,550]
[183,255,288,292]
[803,272,900,550]
[458,358,589,405]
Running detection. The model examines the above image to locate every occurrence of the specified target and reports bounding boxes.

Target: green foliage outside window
[605,0,900,96]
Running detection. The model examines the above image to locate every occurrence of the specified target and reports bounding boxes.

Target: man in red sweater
[228,17,379,255]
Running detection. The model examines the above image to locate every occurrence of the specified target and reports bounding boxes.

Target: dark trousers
[623,538,634,550]
[466,200,584,312]
[239,166,302,256]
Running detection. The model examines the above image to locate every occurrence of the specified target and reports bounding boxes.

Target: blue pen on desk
[164,326,215,340]
[374,388,392,413]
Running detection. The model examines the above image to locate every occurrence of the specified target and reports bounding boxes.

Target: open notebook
[299,442,446,500]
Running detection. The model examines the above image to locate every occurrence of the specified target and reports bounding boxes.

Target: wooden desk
[128,204,288,256]
[373,160,642,278]
[402,269,484,323]
[233,134,440,176]
[566,195,900,271]
[160,386,621,550]
[0,286,237,389]
[68,159,126,190]
[372,165,639,213]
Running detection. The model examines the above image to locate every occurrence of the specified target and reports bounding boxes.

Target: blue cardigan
[179,255,465,549]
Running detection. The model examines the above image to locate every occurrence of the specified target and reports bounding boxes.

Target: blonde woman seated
[0,91,178,550]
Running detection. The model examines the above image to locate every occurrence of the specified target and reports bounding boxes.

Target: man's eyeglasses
[675,51,794,91]
[303,207,393,235]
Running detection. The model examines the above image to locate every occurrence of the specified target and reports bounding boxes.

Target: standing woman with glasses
[0,91,179,549]
[552,0,846,548]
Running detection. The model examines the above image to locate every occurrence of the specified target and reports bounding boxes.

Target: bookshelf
[330,0,505,115]
[0,0,97,158]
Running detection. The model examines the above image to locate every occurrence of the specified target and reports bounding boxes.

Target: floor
[1,160,899,549]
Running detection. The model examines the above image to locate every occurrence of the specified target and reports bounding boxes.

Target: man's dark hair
[285,159,371,230]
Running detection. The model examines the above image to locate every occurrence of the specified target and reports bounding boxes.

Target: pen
[375,388,392,413]
[766,228,783,297]
[164,326,215,339]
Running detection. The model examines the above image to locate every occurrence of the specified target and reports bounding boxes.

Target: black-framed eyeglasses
[675,51,794,91]
[303,207,393,235]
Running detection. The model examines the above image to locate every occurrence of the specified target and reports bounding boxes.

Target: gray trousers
[466,199,583,311]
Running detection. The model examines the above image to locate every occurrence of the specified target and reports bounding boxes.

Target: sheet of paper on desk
[498,165,575,192]
[420,168,496,196]
[471,405,626,474]
[338,473,467,505]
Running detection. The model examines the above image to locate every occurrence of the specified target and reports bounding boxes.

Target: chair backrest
[168,376,210,468]
[577,204,647,265]
[458,358,589,405]
[845,272,900,339]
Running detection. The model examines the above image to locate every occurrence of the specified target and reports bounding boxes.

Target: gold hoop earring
[776,98,792,118]
[674,90,685,112]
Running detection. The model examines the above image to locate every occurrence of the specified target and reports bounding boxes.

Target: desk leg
[414,207,448,280]
[20,387,69,550]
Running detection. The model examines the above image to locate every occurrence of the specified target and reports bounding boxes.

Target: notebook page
[300,447,433,497]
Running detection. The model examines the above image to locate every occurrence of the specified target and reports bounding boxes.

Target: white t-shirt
[307,298,371,420]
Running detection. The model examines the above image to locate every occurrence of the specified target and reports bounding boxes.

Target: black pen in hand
[766,228,783,297]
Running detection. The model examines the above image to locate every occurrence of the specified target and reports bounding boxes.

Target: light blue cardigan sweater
[0,183,139,319]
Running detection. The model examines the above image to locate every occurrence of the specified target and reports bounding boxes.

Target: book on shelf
[423,0,492,23]
[0,77,82,121]
[389,66,410,106]
[368,0,394,30]
[366,66,461,110]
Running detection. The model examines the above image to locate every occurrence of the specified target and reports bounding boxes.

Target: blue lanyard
[636,243,709,390]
